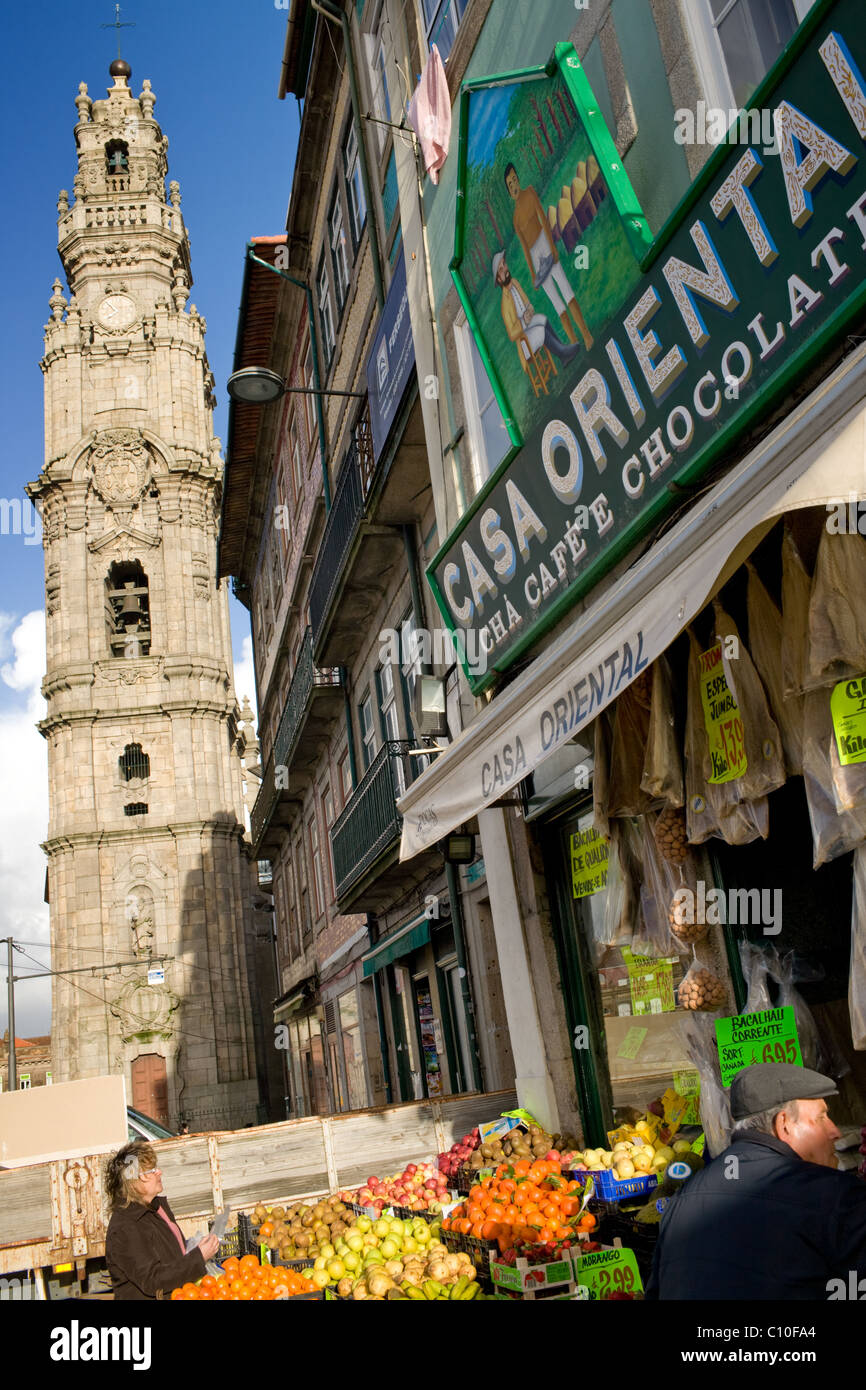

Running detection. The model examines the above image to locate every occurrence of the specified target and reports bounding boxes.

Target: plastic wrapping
[684,630,771,847]
[766,949,849,1078]
[739,938,774,1014]
[808,527,866,687]
[713,599,786,802]
[598,818,641,949]
[851,846,866,1052]
[802,690,866,866]
[607,672,654,818]
[678,962,726,1011]
[781,525,812,698]
[746,561,803,775]
[635,816,682,955]
[654,805,689,863]
[683,1013,733,1157]
[641,656,684,808]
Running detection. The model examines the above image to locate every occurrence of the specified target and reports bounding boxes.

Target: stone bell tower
[26,59,268,1131]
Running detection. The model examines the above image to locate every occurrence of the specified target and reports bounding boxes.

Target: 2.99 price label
[574,1247,643,1301]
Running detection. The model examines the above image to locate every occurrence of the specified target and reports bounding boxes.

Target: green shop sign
[432,0,866,692]
[715,1005,803,1087]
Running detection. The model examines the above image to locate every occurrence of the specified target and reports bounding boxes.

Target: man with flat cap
[645,1063,866,1299]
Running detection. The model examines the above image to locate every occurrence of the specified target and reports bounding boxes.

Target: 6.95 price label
[715,1006,802,1087]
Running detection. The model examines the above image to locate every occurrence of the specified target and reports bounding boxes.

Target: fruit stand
[166,1107,702,1301]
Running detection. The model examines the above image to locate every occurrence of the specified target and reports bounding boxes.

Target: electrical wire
[10,945,247,1050]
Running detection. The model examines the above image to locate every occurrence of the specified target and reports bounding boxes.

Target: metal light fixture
[440,830,475,864]
[226,366,286,404]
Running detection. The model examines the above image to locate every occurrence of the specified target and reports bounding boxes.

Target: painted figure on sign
[504,161,593,350]
[493,252,580,364]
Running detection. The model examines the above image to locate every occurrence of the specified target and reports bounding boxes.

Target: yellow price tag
[699,642,747,784]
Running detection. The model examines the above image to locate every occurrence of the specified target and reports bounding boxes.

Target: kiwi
[294,1230,312,1249]
[301,1210,315,1228]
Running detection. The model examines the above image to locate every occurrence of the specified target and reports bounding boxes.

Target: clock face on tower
[97,293,137,332]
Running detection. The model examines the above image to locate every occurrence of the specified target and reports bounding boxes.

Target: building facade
[27,59,282,1132]
[392,0,866,1144]
[219,0,514,1117]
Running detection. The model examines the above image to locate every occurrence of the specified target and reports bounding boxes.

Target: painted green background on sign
[715,1006,802,1087]
[457,63,646,443]
[430,0,866,693]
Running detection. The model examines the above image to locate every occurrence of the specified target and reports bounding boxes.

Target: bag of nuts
[678,964,726,1011]
[654,806,689,864]
[668,884,709,945]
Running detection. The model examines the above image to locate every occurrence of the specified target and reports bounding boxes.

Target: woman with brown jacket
[104,1141,220,1300]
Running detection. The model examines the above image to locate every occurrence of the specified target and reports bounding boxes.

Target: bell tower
[27,60,267,1131]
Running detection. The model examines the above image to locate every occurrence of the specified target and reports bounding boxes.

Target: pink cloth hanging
[408,44,452,185]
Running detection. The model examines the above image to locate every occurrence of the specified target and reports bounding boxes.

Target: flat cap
[731,1062,837,1120]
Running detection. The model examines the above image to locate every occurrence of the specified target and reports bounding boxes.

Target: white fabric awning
[398,346,866,861]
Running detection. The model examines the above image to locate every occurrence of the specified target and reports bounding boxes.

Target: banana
[423,1279,444,1299]
[461,1280,482,1300]
[449,1274,470,1300]
[405,1284,426,1300]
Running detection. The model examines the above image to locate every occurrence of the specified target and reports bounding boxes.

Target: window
[289,415,303,501]
[322,786,336,901]
[343,121,367,247]
[454,318,511,493]
[378,662,406,797]
[286,854,300,959]
[302,342,316,448]
[119,743,150,781]
[364,15,392,155]
[422,0,468,62]
[124,802,148,816]
[106,561,151,658]
[317,257,335,366]
[338,751,354,807]
[686,0,801,113]
[338,987,368,1110]
[297,838,311,943]
[309,815,325,920]
[105,139,129,177]
[329,192,350,313]
[359,690,378,771]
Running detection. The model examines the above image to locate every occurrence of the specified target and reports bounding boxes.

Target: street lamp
[226,366,367,404]
[226,367,287,404]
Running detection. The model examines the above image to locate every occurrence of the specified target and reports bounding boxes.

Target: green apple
[345,1233,364,1253]
[356,1216,372,1233]
[379,1237,399,1259]
[374,1218,392,1237]
[343,1251,360,1272]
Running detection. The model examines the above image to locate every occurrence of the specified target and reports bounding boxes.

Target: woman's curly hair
[105,1140,157,1210]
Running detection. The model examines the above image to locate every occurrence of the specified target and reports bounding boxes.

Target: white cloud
[0,611,50,1038]
[231,633,258,726]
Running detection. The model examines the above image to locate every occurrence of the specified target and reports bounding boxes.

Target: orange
[222,1256,240,1275]
[537,1226,555,1243]
[468,1185,485,1204]
[239,1254,260,1274]
[513,1160,531,1178]
[503,1204,520,1224]
[481,1219,500,1240]
[170,1287,183,1300]
[470,1220,486,1239]
[578,1212,597,1232]
[258,1222,273,1238]
[498,1178,516,1196]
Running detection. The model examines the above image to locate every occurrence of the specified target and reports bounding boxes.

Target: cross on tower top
[101,4,135,62]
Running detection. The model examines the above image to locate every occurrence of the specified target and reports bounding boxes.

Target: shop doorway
[412,973,444,1097]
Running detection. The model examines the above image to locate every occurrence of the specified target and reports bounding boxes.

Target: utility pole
[4,937,16,1091]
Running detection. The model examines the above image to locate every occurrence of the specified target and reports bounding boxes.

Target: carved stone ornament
[110,976,179,1043]
[90,428,150,504]
[95,657,163,685]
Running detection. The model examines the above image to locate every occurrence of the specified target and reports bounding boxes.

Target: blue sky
[0,0,300,1036]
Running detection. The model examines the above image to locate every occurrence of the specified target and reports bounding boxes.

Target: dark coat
[105,1194,207,1300]
[645,1130,866,1300]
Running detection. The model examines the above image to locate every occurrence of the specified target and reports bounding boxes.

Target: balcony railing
[331,740,411,904]
[273,627,340,772]
[308,440,365,643]
[249,752,280,855]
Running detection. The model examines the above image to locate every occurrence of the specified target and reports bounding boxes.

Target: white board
[0,1075,128,1168]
